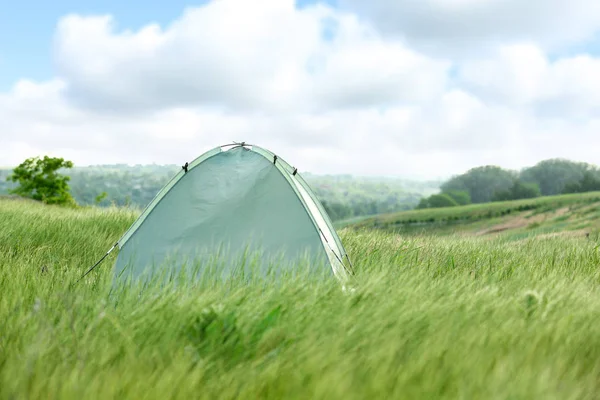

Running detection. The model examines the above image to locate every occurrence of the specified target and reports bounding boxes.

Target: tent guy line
[75,242,118,284]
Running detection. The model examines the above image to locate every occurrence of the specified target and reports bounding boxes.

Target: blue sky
[0,0,335,90]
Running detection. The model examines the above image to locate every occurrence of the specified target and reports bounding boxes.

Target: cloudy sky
[1,0,599,179]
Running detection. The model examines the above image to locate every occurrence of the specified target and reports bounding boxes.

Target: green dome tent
[104,143,353,285]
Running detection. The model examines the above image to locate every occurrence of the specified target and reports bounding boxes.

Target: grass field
[2,196,600,399]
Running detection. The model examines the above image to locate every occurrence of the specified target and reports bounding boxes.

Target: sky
[1,0,599,180]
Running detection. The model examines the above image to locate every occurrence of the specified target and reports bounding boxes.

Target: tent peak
[221,141,253,151]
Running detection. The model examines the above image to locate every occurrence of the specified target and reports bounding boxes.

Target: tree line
[8,155,598,218]
[417,159,600,209]
[0,156,440,222]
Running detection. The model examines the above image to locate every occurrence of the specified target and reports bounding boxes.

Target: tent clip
[273,155,278,165]
[292,168,298,176]
[231,141,247,149]
[182,162,189,173]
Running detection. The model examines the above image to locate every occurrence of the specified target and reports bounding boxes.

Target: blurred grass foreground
[2,197,600,399]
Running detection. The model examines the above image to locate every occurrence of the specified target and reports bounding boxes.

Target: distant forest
[0,165,441,222]
[418,159,600,209]
[4,157,599,220]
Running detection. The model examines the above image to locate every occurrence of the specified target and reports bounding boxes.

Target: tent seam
[252,146,350,278]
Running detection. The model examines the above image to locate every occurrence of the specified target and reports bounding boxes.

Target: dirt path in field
[474,207,570,236]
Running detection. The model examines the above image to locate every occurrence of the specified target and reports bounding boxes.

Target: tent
[109,142,353,285]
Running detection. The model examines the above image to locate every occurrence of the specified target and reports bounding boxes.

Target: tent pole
[75,242,118,284]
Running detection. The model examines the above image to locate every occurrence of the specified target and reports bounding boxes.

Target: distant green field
[347,191,600,238]
[3,198,600,399]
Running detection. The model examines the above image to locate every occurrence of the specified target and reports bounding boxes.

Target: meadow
[2,196,600,399]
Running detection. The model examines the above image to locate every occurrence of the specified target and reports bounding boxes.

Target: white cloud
[1,0,600,180]
[54,0,449,113]
[458,44,548,105]
[459,43,600,118]
[339,0,600,56]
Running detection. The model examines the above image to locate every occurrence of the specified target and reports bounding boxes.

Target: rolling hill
[344,191,600,240]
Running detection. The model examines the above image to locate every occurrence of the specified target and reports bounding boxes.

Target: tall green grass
[2,198,600,399]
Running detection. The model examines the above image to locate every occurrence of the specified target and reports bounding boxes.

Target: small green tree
[7,156,76,206]
[95,191,108,205]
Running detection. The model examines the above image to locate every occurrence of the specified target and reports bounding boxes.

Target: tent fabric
[113,144,352,284]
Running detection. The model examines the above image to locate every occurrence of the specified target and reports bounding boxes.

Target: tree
[511,181,541,200]
[563,171,600,194]
[7,156,76,206]
[95,191,108,205]
[492,180,541,201]
[520,159,600,195]
[440,165,517,203]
